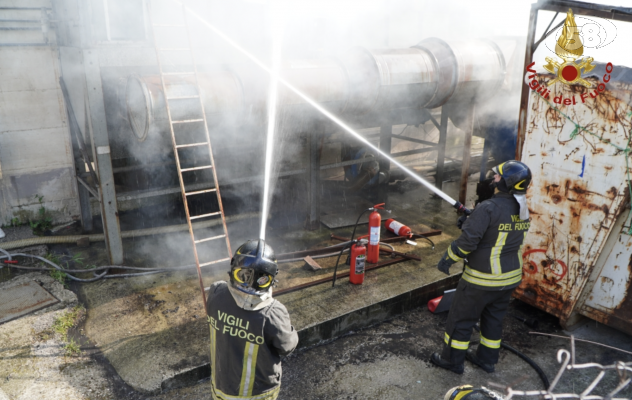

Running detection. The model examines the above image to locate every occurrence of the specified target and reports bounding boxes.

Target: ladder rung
[172,118,204,124]
[186,188,217,196]
[162,72,195,76]
[195,234,226,244]
[180,165,213,172]
[199,258,231,267]
[153,24,186,27]
[167,95,200,100]
[176,142,208,149]
[189,211,221,220]
[158,47,191,51]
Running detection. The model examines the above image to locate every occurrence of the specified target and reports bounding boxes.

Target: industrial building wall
[0,1,79,226]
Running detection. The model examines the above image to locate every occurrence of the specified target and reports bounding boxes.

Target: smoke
[23,0,552,257]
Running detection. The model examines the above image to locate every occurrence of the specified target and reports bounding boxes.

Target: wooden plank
[303,255,322,271]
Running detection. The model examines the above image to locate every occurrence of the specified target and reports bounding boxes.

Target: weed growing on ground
[52,305,85,356]
[29,194,53,235]
[70,253,84,267]
[64,339,81,356]
[45,253,67,286]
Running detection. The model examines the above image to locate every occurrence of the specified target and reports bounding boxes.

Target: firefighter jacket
[206,281,299,400]
[449,192,529,291]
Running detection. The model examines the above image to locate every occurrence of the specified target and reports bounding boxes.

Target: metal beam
[60,77,96,233]
[83,49,124,264]
[378,124,392,202]
[533,0,632,23]
[435,106,450,190]
[388,133,439,147]
[307,130,321,230]
[516,5,539,161]
[389,147,438,158]
[458,106,475,205]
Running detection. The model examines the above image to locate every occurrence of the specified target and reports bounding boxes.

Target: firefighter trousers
[441,279,514,366]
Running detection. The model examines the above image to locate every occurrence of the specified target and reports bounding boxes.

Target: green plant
[64,339,81,356]
[45,253,68,285]
[53,305,85,356]
[69,253,84,267]
[10,217,20,227]
[49,269,67,285]
[29,194,52,235]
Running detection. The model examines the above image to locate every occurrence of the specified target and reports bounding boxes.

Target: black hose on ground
[331,242,353,288]
[410,232,435,249]
[500,342,550,390]
[0,248,203,282]
[332,207,374,287]
[474,324,549,390]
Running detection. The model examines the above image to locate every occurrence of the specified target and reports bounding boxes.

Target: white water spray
[259,21,283,240]
[178,1,459,208]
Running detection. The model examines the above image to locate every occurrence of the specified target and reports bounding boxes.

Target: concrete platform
[74,179,478,393]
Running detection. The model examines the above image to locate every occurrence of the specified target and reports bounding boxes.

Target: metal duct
[124,37,506,140]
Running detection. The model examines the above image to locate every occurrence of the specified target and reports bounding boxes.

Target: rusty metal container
[515,65,632,334]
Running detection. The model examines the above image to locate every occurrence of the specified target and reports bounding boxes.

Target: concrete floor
[146,299,632,400]
[4,173,631,399]
[70,178,472,393]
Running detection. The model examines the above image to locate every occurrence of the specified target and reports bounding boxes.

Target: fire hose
[0,248,205,282]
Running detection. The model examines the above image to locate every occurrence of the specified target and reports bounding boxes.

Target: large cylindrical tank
[123,37,506,141]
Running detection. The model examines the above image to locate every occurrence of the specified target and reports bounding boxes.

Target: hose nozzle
[453,201,471,215]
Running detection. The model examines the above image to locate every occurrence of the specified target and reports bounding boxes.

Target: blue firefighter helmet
[492,160,532,194]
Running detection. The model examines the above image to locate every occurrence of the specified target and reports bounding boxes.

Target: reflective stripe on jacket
[207,281,299,399]
[453,192,529,291]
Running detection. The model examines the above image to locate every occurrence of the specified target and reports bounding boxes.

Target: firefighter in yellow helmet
[431,160,532,374]
[206,239,298,399]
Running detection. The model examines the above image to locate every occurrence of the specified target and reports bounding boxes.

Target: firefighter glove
[437,253,456,275]
[437,243,468,275]
[456,214,468,230]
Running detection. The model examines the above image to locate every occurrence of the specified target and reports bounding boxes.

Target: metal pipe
[0,212,258,250]
[275,257,408,296]
[123,39,507,140]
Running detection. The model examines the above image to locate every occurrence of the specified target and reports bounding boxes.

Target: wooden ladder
[148,1,232,312]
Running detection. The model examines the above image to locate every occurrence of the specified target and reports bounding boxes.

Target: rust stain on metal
[515,74,632,321]
[611,254,632,321]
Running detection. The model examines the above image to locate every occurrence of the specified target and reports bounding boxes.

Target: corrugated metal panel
[514,74,632,322]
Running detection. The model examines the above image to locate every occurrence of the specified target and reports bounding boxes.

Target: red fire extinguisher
[367,203,384,263]
[385,218,412,238]
[349,239,367,285]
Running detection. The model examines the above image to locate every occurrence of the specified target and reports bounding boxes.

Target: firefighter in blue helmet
[430,160,532,374]
[206,239,298,399]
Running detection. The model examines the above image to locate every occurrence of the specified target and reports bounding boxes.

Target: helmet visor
[232,267,273,292]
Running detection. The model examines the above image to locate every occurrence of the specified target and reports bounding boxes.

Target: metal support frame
[83,49,124,264]
[378,124,392,202]
[307,130,321,230]
[479,136,491,182]
[516,0,632,161]
[458,106,475,204]
[60,78,99,232]
[435,106,450,190]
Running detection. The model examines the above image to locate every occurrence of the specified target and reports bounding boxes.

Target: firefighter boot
[430,353,464,374]
[466,349,495,373]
